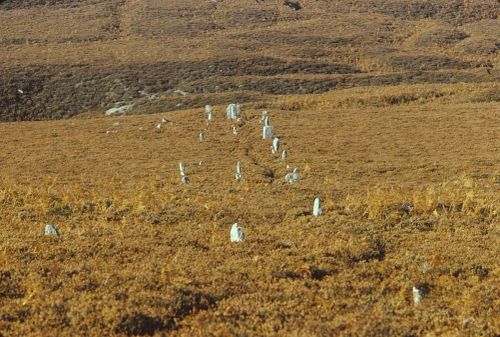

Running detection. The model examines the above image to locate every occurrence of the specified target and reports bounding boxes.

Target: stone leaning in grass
[230,223,245,242]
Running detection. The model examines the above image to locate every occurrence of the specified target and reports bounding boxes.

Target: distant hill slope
[0,0,498,121]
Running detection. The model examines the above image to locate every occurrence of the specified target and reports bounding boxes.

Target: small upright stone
[232,125,238,135]
[313,197,322,217]
[260,111,268,124]
[412,286,422,305]
[205,105,213,121]
[263,125,273,140]
[235,161,242,181]
[179,162,186,176]
[272,137,280,154]
[199,132,205,141]
[44,224,59,237]
[281,149,288,161]
[230,223,245,242]
[226,103,240,120]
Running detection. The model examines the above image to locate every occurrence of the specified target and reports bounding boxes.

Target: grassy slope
[0,83,499,336]
[0,0,498,121]
[0,1,499,336]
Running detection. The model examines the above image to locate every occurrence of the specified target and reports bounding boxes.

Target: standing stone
[199,132,205,141]
[179,162,186,176]
[272,137,280,154]
[226,104,240,120]
[281,149,288,161]
[261,111,269,124]
[263,126,273,140]
[230,223,245,242]
[44,224,59,237]
[264,115,270,127]
[412,286,422,305]
[313,197,322,217]
[205,105,213,121]
[235,161,242,181]
[232,125,238,135]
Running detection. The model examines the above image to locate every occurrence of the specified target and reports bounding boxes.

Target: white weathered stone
[260,111,269,124]
[226,103,240,120]
[232,125,238,135]
[44,224,59,237]
[281,149,288,161]
[413,286,422,305]
[199,132,205,141]
[230,223,245,242]
[105,104,132,116]
[174,89,189,96]
[313,197,322,217]
[179,162,186,176]
[263,115,270,127]
[284,168,299,184]
[206,105,213,121]
[235,161,242,181]
[272,137,280,154]
[263,126,273,140]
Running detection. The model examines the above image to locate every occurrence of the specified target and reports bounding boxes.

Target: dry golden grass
[0,0,499,335]
[0,83,499,336]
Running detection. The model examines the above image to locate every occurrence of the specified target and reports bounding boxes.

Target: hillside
[0,0,498,121]
[0,1,499,336]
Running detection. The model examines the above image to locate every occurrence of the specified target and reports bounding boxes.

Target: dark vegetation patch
[1,57,492,121]
[235,32,356,48]
[0,0,104,10]
[333,0,498,23]
[114,289,219,336]
[0,57,358,121]
[185,70,489,96]
[380,54,470,71]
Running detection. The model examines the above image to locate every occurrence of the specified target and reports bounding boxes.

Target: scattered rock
[44,224,59,237]
[105,104,132,116]
[230,223,245,242]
